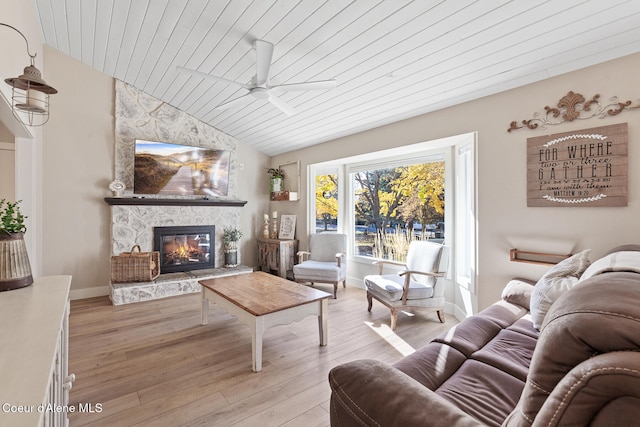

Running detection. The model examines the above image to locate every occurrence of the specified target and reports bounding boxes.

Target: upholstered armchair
[293,233,347,299]
[364,240,450,330]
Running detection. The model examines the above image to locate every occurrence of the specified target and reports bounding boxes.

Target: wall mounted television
[134,139,230,197]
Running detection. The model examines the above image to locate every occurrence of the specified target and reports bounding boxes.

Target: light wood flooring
[68,285,458,427]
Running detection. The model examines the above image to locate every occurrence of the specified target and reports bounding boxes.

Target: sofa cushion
[364,273,434,301]
[471,329,537,382]
[432,300,528,357]
[393,342,467,390]
[436,359,525,427]
[432,315,502,357]
[470,299,529,330]
[505,315,539,340]
[530,249,591,330]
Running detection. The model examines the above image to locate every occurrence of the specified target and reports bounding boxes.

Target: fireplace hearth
[153,225,215,273]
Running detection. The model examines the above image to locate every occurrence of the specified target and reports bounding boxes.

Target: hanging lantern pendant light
[1,23,58,127]
[6,63,57,112]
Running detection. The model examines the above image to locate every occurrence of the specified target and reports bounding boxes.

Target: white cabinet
[0,276,73,427]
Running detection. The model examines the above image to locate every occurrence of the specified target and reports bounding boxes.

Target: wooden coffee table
[200,271,331,372]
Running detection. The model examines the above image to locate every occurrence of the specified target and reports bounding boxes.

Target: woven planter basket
[0,232,33,291]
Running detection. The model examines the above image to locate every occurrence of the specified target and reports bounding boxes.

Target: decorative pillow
[579,251,640,282]
[530,249,591,330]
[501,279,535,310]
[604,244,640,256]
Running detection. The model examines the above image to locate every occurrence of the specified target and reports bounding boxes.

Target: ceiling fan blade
[254,40,274,86]
[213,93,253,111]
[176,66,250,89]
[272,79,337,93]
[268,95,296,116]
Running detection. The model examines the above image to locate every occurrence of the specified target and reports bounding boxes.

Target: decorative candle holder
[262,215,270,239]
[271,218,279,239]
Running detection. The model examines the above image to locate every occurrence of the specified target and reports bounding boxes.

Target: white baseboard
[446,301,470,322]
[345,275,365,289]
[70,285,110,300]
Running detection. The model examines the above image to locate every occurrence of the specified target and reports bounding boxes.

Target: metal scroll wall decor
[507,91,639,133]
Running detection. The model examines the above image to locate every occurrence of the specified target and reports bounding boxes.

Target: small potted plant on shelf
[0,199,33,291]
[267,168,285,193]
[222,227,243,267]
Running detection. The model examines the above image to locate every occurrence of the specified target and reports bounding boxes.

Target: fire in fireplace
[153,225,215,273]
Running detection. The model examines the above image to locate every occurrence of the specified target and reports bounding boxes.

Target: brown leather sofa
[328,245,640,426]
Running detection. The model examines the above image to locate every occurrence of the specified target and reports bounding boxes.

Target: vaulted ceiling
[35,0,640,156]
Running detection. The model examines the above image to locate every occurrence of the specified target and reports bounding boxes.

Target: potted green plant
[0,199,33,291]
[267,168,285,193]
[222,227,243,267]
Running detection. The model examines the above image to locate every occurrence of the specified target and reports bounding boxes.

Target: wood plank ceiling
[35,0,640,156]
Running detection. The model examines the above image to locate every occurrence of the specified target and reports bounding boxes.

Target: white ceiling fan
[177,40,336,116]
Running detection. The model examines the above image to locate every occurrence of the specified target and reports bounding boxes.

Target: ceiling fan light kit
[250,87,270,100]
[178,40,336,116]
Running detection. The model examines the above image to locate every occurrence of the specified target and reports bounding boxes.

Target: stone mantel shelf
[104,197,247,207]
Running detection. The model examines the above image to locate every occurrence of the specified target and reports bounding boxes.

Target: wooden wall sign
[527,123,627,207]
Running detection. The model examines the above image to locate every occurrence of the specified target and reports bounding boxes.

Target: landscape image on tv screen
[134,140,230,197]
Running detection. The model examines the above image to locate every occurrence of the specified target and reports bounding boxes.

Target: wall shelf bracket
[509,248,572,266]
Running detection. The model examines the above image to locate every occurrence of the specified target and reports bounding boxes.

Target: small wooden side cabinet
[256,237,298,279]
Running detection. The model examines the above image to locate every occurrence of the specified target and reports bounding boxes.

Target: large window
[350,159,445,262]
[308,133,477,313]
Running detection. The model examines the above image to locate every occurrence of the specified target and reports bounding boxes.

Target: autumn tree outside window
[349,156,445,262]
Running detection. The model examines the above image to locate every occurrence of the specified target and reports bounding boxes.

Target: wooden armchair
[293,233,347,298]
[364,240,450,330]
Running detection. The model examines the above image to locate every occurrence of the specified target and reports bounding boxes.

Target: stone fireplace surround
[108,201,251,305]
[108,81,252,305]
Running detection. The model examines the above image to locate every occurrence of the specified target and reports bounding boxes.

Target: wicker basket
[110,245,160,283]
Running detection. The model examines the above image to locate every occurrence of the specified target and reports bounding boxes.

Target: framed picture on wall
[526,123,628,207]
[279,215,296,240]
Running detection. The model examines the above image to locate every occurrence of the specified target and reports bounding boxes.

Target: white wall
[236,141,271,266]
[0,142,15,201]
[271,52,640,313]
[40,48,114,295]
[42,47,269,296]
